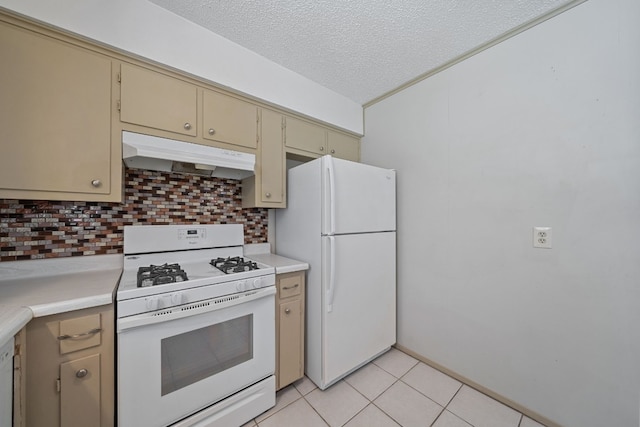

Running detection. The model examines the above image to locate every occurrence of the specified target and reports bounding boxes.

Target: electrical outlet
[533,227,552,248]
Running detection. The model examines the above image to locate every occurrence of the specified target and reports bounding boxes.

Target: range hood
[122,131,255,180]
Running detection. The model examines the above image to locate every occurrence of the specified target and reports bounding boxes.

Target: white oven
[116,225,276,427]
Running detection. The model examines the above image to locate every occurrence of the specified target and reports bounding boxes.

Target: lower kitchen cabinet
[275,271,305,390]
[24,305,114,427]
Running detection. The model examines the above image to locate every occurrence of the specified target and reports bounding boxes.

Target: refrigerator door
[322,156,396,236]
[320,231,396,388]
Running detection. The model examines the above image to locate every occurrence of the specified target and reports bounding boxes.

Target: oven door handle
[117,286,275,332]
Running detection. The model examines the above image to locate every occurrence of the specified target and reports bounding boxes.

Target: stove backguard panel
[0,168,268,261]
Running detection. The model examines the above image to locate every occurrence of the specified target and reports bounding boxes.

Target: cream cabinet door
[60,354,101,427]
[327,131,360,162]
[278,299,303,388]
[275,271,305,390]
[120,63,197,136]
[0,22,112,197]
[259,109,284,204]
[202,90,258,149]
[284,116,326,155]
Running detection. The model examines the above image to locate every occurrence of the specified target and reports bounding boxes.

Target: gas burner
[137,263,188,287]
[210,256,260,274]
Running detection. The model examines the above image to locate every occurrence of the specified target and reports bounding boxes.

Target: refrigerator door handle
[327,236,336,312]
[326,156,336,236]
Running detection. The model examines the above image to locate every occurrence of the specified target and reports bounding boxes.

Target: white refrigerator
[275,155,396,390]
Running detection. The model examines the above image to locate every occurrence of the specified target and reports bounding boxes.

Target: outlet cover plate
[533,227,552,248]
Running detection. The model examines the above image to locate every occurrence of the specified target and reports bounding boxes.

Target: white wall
[0,0,363,134]
[363,0,640,426]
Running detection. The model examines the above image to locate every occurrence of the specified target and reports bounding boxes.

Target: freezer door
[321,232,396,388]
[322,156,396,235]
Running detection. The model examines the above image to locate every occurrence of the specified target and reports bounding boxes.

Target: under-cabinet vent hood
[122,131,255,180]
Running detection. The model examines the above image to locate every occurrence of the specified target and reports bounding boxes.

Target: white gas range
[116,224,276,427]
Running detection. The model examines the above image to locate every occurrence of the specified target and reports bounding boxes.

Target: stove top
[211,257,260,274]
[118,247,274,302]
[137,263,189,287]
[117,225,276,317]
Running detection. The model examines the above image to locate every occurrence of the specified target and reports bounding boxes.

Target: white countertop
[244,244,309,274]
[0,254,123,347]
[0,305,32,349]
[0,248,307,348]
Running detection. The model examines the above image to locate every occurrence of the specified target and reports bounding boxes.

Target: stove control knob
[236,280,246,292]
[145,297,159,311]
[252,278,261,289]
[171,293,183,305]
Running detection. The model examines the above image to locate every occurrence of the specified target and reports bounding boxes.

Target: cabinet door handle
[330,149,335,154]
[284,308,291,314]
[208,128,215,135]
[319,146,324,151]
[184,122,192,130]
[282,284,299,290]
[57,328,102,340]
[76,369,88,378]
[265,192,271,198]
[91,179,101,188]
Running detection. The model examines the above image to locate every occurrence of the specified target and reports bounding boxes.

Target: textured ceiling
[150,0,575,105]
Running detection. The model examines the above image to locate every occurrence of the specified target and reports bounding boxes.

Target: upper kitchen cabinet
[119,63,198,137]
[0,18,121,202]
[243,108,286,208]
[202,90,258,150]
[327,131,360,162]
[284,116,327,156]
[284,116,360,162]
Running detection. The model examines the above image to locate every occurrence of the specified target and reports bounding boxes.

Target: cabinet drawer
[58,313,102,354]
[277,274,302,299]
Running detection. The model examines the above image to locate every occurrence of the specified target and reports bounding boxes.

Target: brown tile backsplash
[0,168,268,262]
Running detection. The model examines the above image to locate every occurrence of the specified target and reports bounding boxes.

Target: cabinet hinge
[56,378,61,393]
[116,72,121,83]
[117,100,121,112]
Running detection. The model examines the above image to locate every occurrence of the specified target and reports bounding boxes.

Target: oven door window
[161,314,253,396]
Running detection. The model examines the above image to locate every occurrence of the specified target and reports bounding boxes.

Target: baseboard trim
[393,344,562,427]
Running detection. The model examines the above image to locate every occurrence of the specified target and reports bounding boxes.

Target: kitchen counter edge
[0,254,123,346]
[245,252,309,274]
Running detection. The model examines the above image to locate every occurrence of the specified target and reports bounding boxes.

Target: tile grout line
[301,392,331,426]
[367,376,405,427]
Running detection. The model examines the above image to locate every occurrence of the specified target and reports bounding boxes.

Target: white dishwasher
[0,337,14,426]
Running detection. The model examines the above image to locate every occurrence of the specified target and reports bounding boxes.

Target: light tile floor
[242,348,547,427]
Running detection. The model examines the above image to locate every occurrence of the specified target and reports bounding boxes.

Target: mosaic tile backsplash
[0,169,268,262]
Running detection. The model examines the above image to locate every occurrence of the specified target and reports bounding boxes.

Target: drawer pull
[282,284,299,290]
[76,369,88,378]
[57,328,102,340]
[284,308,291,314]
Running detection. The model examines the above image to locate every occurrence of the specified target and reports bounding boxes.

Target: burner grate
[137,263,189,287]
[210,256,260,274]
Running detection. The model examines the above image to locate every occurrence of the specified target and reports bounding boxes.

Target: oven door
[117,287,275,427]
